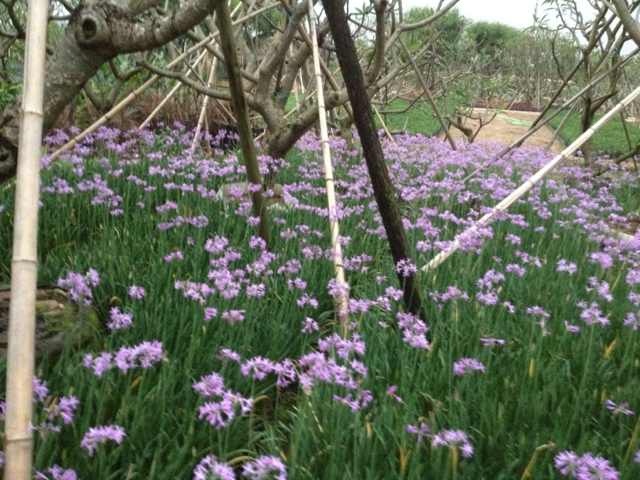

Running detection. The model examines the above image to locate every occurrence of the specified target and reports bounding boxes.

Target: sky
[402,0,595,29]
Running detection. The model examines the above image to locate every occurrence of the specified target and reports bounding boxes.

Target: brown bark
[1,0,222,184]
[321,0,425,319]
[215,0,270,247]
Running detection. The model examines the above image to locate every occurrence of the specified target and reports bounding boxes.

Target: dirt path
[443,108,564,153]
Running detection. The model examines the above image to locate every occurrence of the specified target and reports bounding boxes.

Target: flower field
[1,124,640,479]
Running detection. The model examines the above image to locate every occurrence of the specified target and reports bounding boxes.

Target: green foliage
[465,21,523,58]
[377,93,466,136]
[548,109,640,156]
[0,82,19,110]
[402,7,467,58]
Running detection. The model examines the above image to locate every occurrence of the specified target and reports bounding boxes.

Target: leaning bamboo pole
[47,2,278,162]
[421,84,640,273]
[463,47,640,183]
[4,0,48,478]
[190,54,218,153]
[139,49,208,130]
[307,0,350,332]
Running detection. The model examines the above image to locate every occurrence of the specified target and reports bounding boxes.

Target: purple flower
[480,337,506,347]
[107,306,133,331]
[395,259,417,277]
[634,450,640,464]
[554,451,619,479]
[204,307,218,321]
[557,259,578,275]
[128,285,145,300]
[33,377,49,402]
[301,317,319,334]
[453,358,486,376]
[222,309,245,324]
[47,395,79,424]
[35,465,77,480]
[604,399,635,416]
[406,422,431,442]
[242,455,287,480]
[57,269,100,305]
[193,455,236,480]
[193,373,226,398]
[590,252,613,270]
[81,425,126,456]
[114,340,165,372]
[432,429,474,458]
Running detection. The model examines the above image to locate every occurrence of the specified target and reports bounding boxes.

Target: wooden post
[307,0,350,333]
[4,0,48,478]
[215,0,270,246]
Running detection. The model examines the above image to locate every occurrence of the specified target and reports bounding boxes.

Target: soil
[443,108,565,154]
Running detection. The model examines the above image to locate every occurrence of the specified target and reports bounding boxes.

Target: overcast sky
[402,0,595,29]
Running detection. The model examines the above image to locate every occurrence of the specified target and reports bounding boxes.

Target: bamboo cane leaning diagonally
[190,54,218,153]
[307,0,350,333]
[47,2,278,163]
[139,49,209,130]
[4,0,48,478]
[462,47,640,184]
[421,84,640,273]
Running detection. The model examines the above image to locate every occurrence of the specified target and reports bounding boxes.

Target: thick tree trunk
[321,0,425,319]
[0,0,221,184]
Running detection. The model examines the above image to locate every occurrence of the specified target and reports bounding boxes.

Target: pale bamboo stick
[139,49,208,130]
[421,84,640,273]
[373,103,397,145]
[190,54,218,153]
[48,2,278,162]
[307,0,349,332]
[4,0,48,478]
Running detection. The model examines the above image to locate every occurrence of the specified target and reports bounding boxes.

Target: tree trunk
[0,0,222,184]
[215,0,270,247]
[321,0,425,319]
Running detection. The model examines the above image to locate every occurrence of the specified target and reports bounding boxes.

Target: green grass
[548,108,640,156]
[0,130,639,479]
[376,94,466,136]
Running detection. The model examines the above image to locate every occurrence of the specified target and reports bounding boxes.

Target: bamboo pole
[139,49,208,130]
[398,39,456,150]
[421,84,640,273]
[463,47,640,183]
[373,104,397,145]
[307,0,350,332]
[47,2,278,162]
[190,54,218,153]
[4,0,48,478]
[215,0,270,246]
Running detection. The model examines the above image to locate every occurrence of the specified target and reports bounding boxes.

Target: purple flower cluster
[554,451,619,480]
[193,372,253,429]
[242,455,287,480]
[56,268,100,305]
[193,455,236,480]
[80,424,126,456]
[83,340,165,376]
[453,358,486,376]
[107,306,133,331]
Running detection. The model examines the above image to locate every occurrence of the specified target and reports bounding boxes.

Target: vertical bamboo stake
[421,84,640,273]
[139,49,209,130]
[215,0,270,246]
[307,0,349,332]
[4,0,48,478]
[190,54,218,153]
[373,104,397,145]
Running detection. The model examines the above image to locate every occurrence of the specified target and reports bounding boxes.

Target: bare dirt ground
[443,108,565,154]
